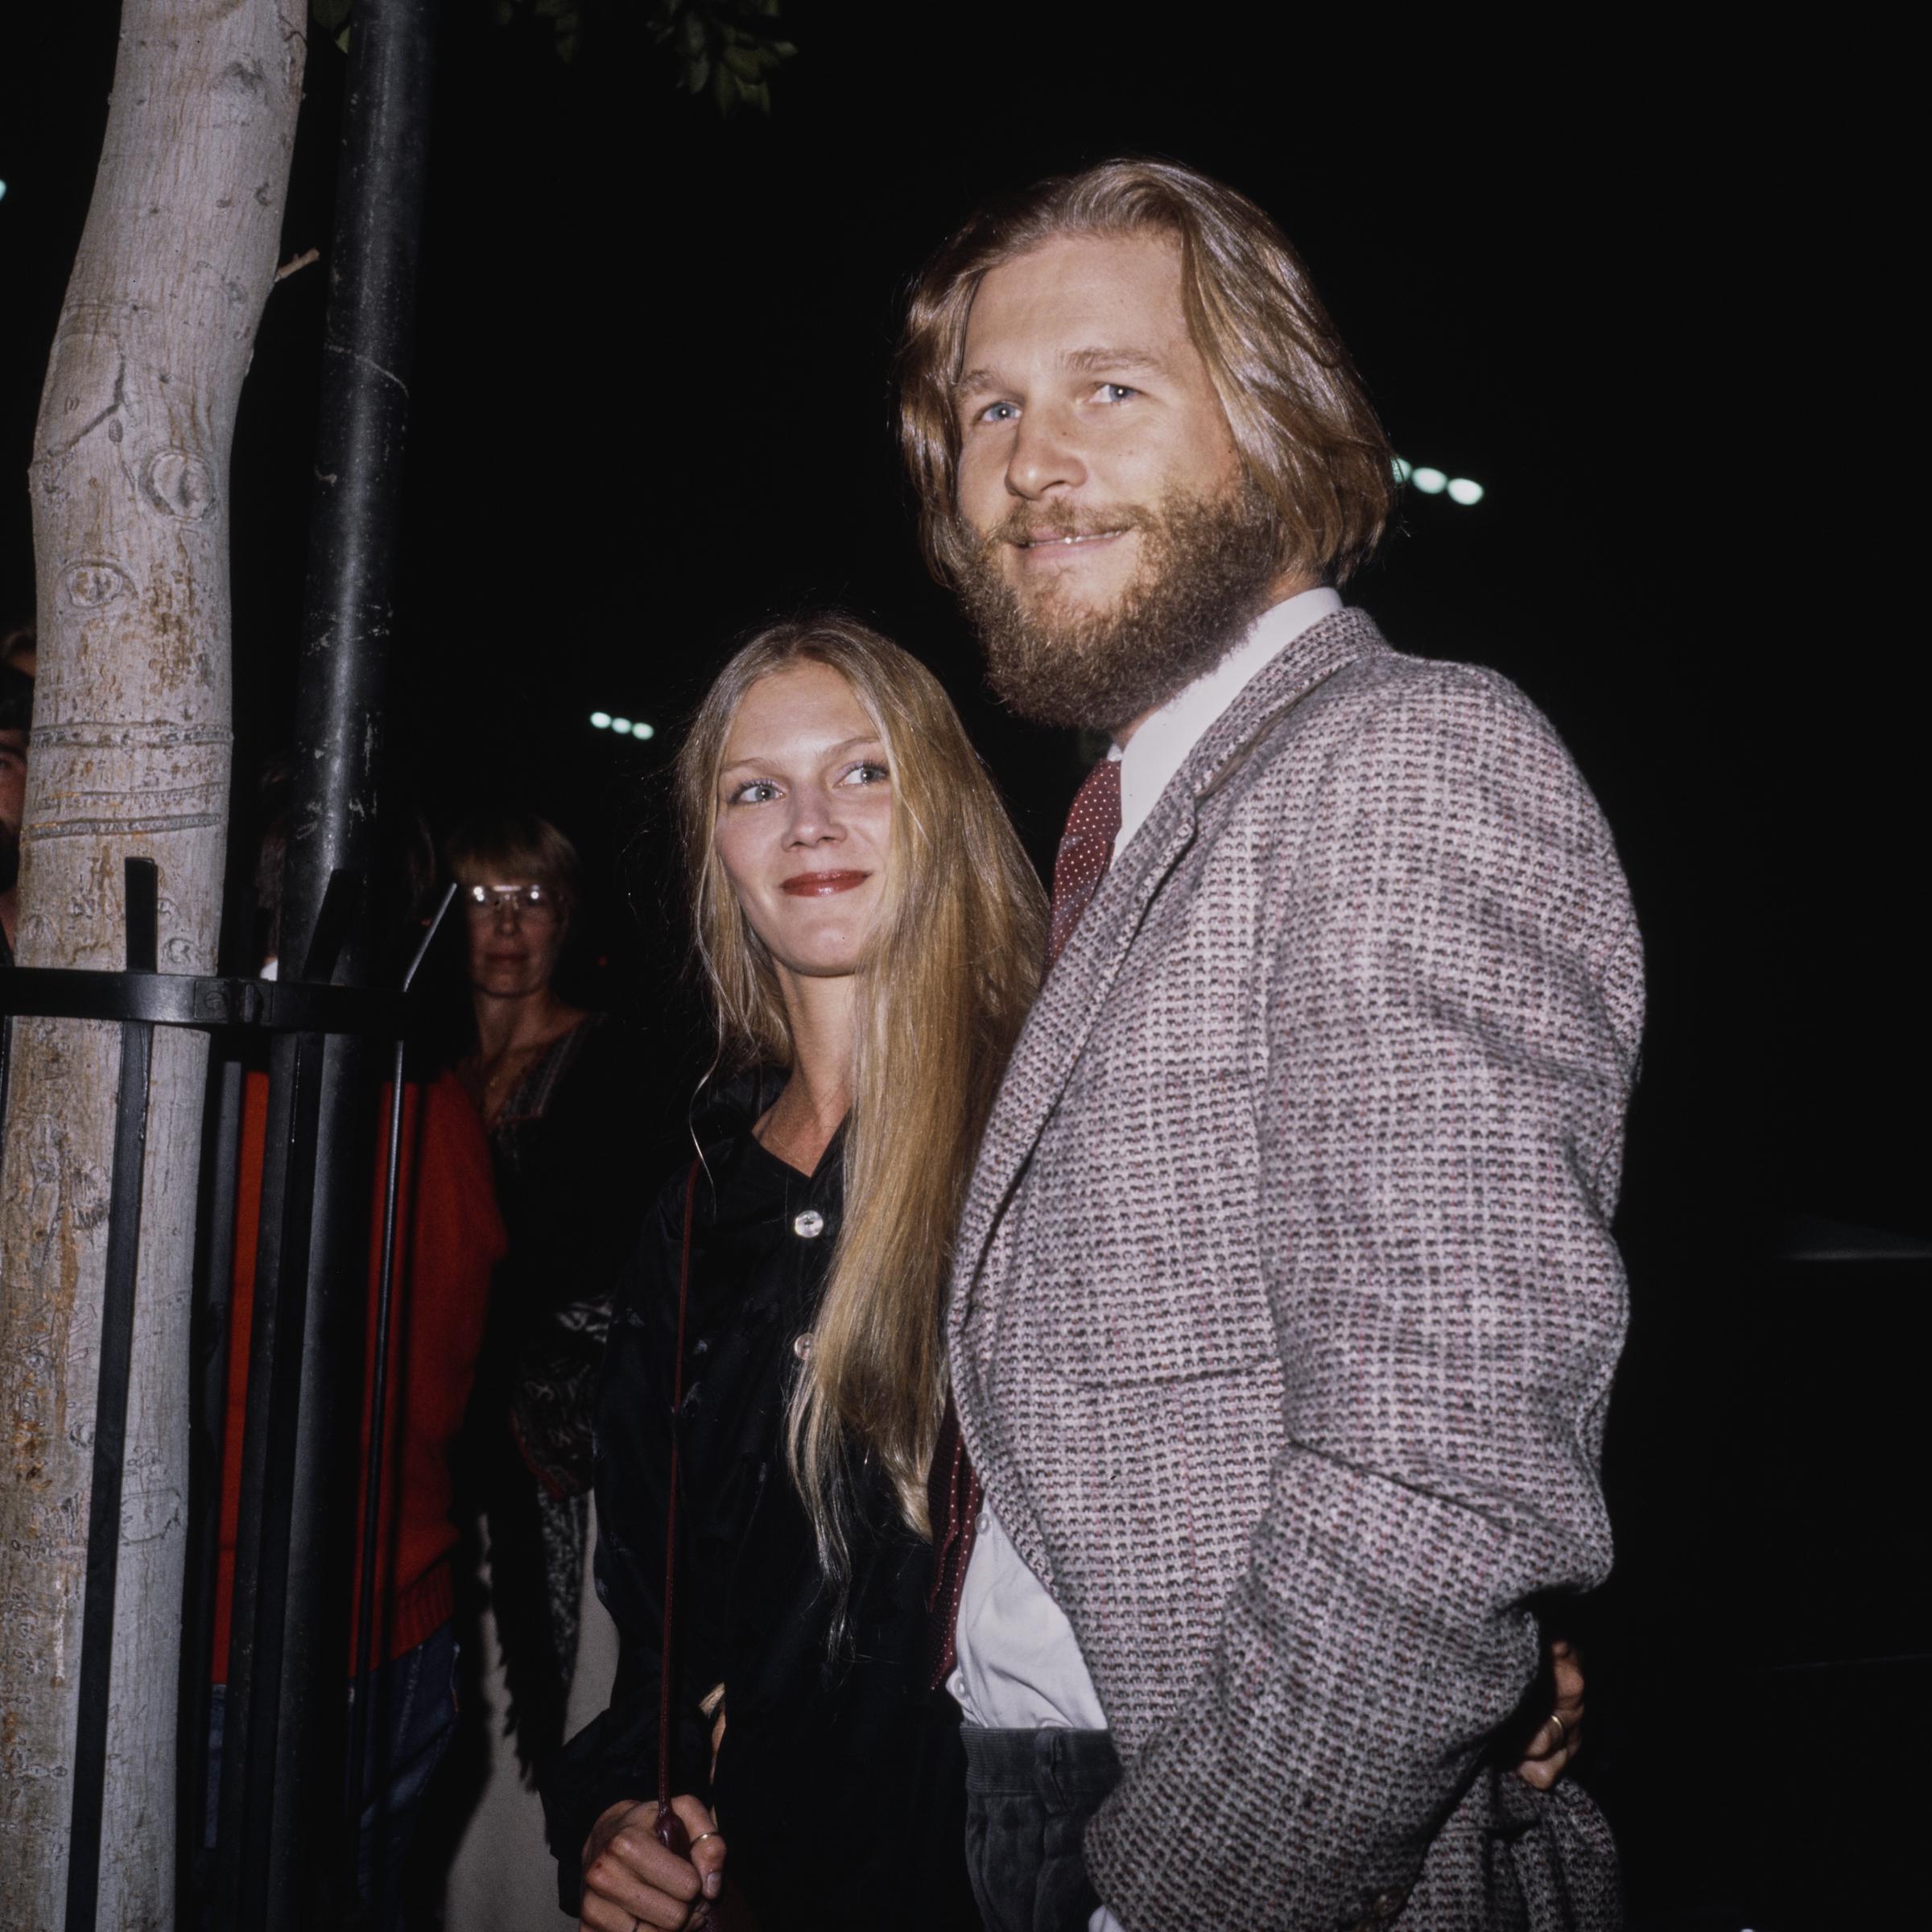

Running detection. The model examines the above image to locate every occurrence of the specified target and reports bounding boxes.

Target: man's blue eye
[1097,382,1137,403]
[979,401,1018,423]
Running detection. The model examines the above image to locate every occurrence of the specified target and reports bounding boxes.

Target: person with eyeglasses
[439,810,681,1932]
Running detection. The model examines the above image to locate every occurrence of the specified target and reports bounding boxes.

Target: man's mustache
[981,503,1155,552]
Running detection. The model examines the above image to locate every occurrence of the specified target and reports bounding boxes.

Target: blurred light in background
[1395,456,1484,506]
[0,181,9,202]
[588,711,656,741]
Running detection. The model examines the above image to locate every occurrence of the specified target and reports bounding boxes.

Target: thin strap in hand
[654,1157,702,1853]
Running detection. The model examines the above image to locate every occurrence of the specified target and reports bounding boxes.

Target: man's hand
[1512,1639,1585,1790]
[580,1795,725,1931]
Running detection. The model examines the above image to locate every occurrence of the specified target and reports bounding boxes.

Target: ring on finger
[1547,1711,1568,1751]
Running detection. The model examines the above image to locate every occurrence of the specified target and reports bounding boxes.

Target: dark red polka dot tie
[1046,753,1123,968]
[928,753,1124,1690]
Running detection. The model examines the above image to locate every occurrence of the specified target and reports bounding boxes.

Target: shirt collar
[1110,586,1344,852]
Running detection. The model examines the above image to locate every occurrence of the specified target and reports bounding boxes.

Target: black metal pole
[63,859,159,1932]
[214,923,347,1927]
[215,2,439,1924]
[178,736,269,1921]
[344,1035,407,1885]
[273,1,436,989]
[175,1040,246,1924]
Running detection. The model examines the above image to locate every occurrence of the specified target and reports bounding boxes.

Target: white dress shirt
[950,587,1344,1932]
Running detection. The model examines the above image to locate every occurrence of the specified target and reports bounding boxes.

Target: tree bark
[0,6,305,1926]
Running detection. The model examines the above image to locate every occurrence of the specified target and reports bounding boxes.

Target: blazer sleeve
[543,1175,712,1910]
[1084,668,1643,1930]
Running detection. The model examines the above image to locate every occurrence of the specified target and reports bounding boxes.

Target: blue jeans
[207,1621,460,1930]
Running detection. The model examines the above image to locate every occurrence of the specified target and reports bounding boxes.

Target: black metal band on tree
[0,966,405,1036]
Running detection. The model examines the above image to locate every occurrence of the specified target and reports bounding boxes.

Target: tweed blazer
[947,608,1642,1931]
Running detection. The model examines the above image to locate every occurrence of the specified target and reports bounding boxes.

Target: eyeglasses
[463,882,556,918]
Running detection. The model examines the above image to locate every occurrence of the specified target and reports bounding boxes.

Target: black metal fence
[0,865,452,1930]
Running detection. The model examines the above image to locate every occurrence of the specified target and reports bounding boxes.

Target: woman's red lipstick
[781,869,871,897]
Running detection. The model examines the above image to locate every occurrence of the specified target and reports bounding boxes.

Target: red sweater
[214,1067,505,1678]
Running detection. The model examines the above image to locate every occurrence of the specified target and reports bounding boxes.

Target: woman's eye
[728,779,780,805]
[1095,382,1137,405]
[839,762,890,787]
[976,400,1018,424]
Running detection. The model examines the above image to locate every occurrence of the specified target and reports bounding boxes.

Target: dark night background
[2,9,1922,1928]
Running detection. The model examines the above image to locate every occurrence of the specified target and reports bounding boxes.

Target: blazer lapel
[951,787,1199,1318]
[952,607,1386,1319]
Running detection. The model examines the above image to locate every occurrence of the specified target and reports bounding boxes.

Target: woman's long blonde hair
[675,614,1046,1579]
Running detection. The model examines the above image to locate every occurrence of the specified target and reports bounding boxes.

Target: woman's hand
[580,1796,725,1931]
[1512,1638,1585,1790]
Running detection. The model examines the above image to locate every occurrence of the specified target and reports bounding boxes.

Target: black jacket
[545,1080,975,1929]
[464,1011,678,1777]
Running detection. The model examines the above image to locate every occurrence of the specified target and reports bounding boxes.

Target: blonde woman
[544,616,1045,1931]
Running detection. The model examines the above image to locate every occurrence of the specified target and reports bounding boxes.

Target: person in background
[546,616,1034,1930]
[0,621,35,965]
[440,810,675,1932]
[208,800,506,1931]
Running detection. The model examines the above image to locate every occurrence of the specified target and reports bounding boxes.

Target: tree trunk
[0,5,304,1926]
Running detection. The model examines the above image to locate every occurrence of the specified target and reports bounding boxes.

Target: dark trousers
[961,1725,1123,1932]
[205,1620,460,1931]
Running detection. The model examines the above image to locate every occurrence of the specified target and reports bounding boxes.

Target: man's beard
[951,477,1284,733]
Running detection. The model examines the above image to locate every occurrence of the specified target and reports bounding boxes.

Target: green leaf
[490,0,796,108]
[646,0,795,114]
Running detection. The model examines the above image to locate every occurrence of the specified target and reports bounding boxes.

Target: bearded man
[906,161,1642,1931]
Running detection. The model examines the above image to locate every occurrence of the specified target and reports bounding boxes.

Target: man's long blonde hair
[897,156,1398,588]
[675,614,1046,1576]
